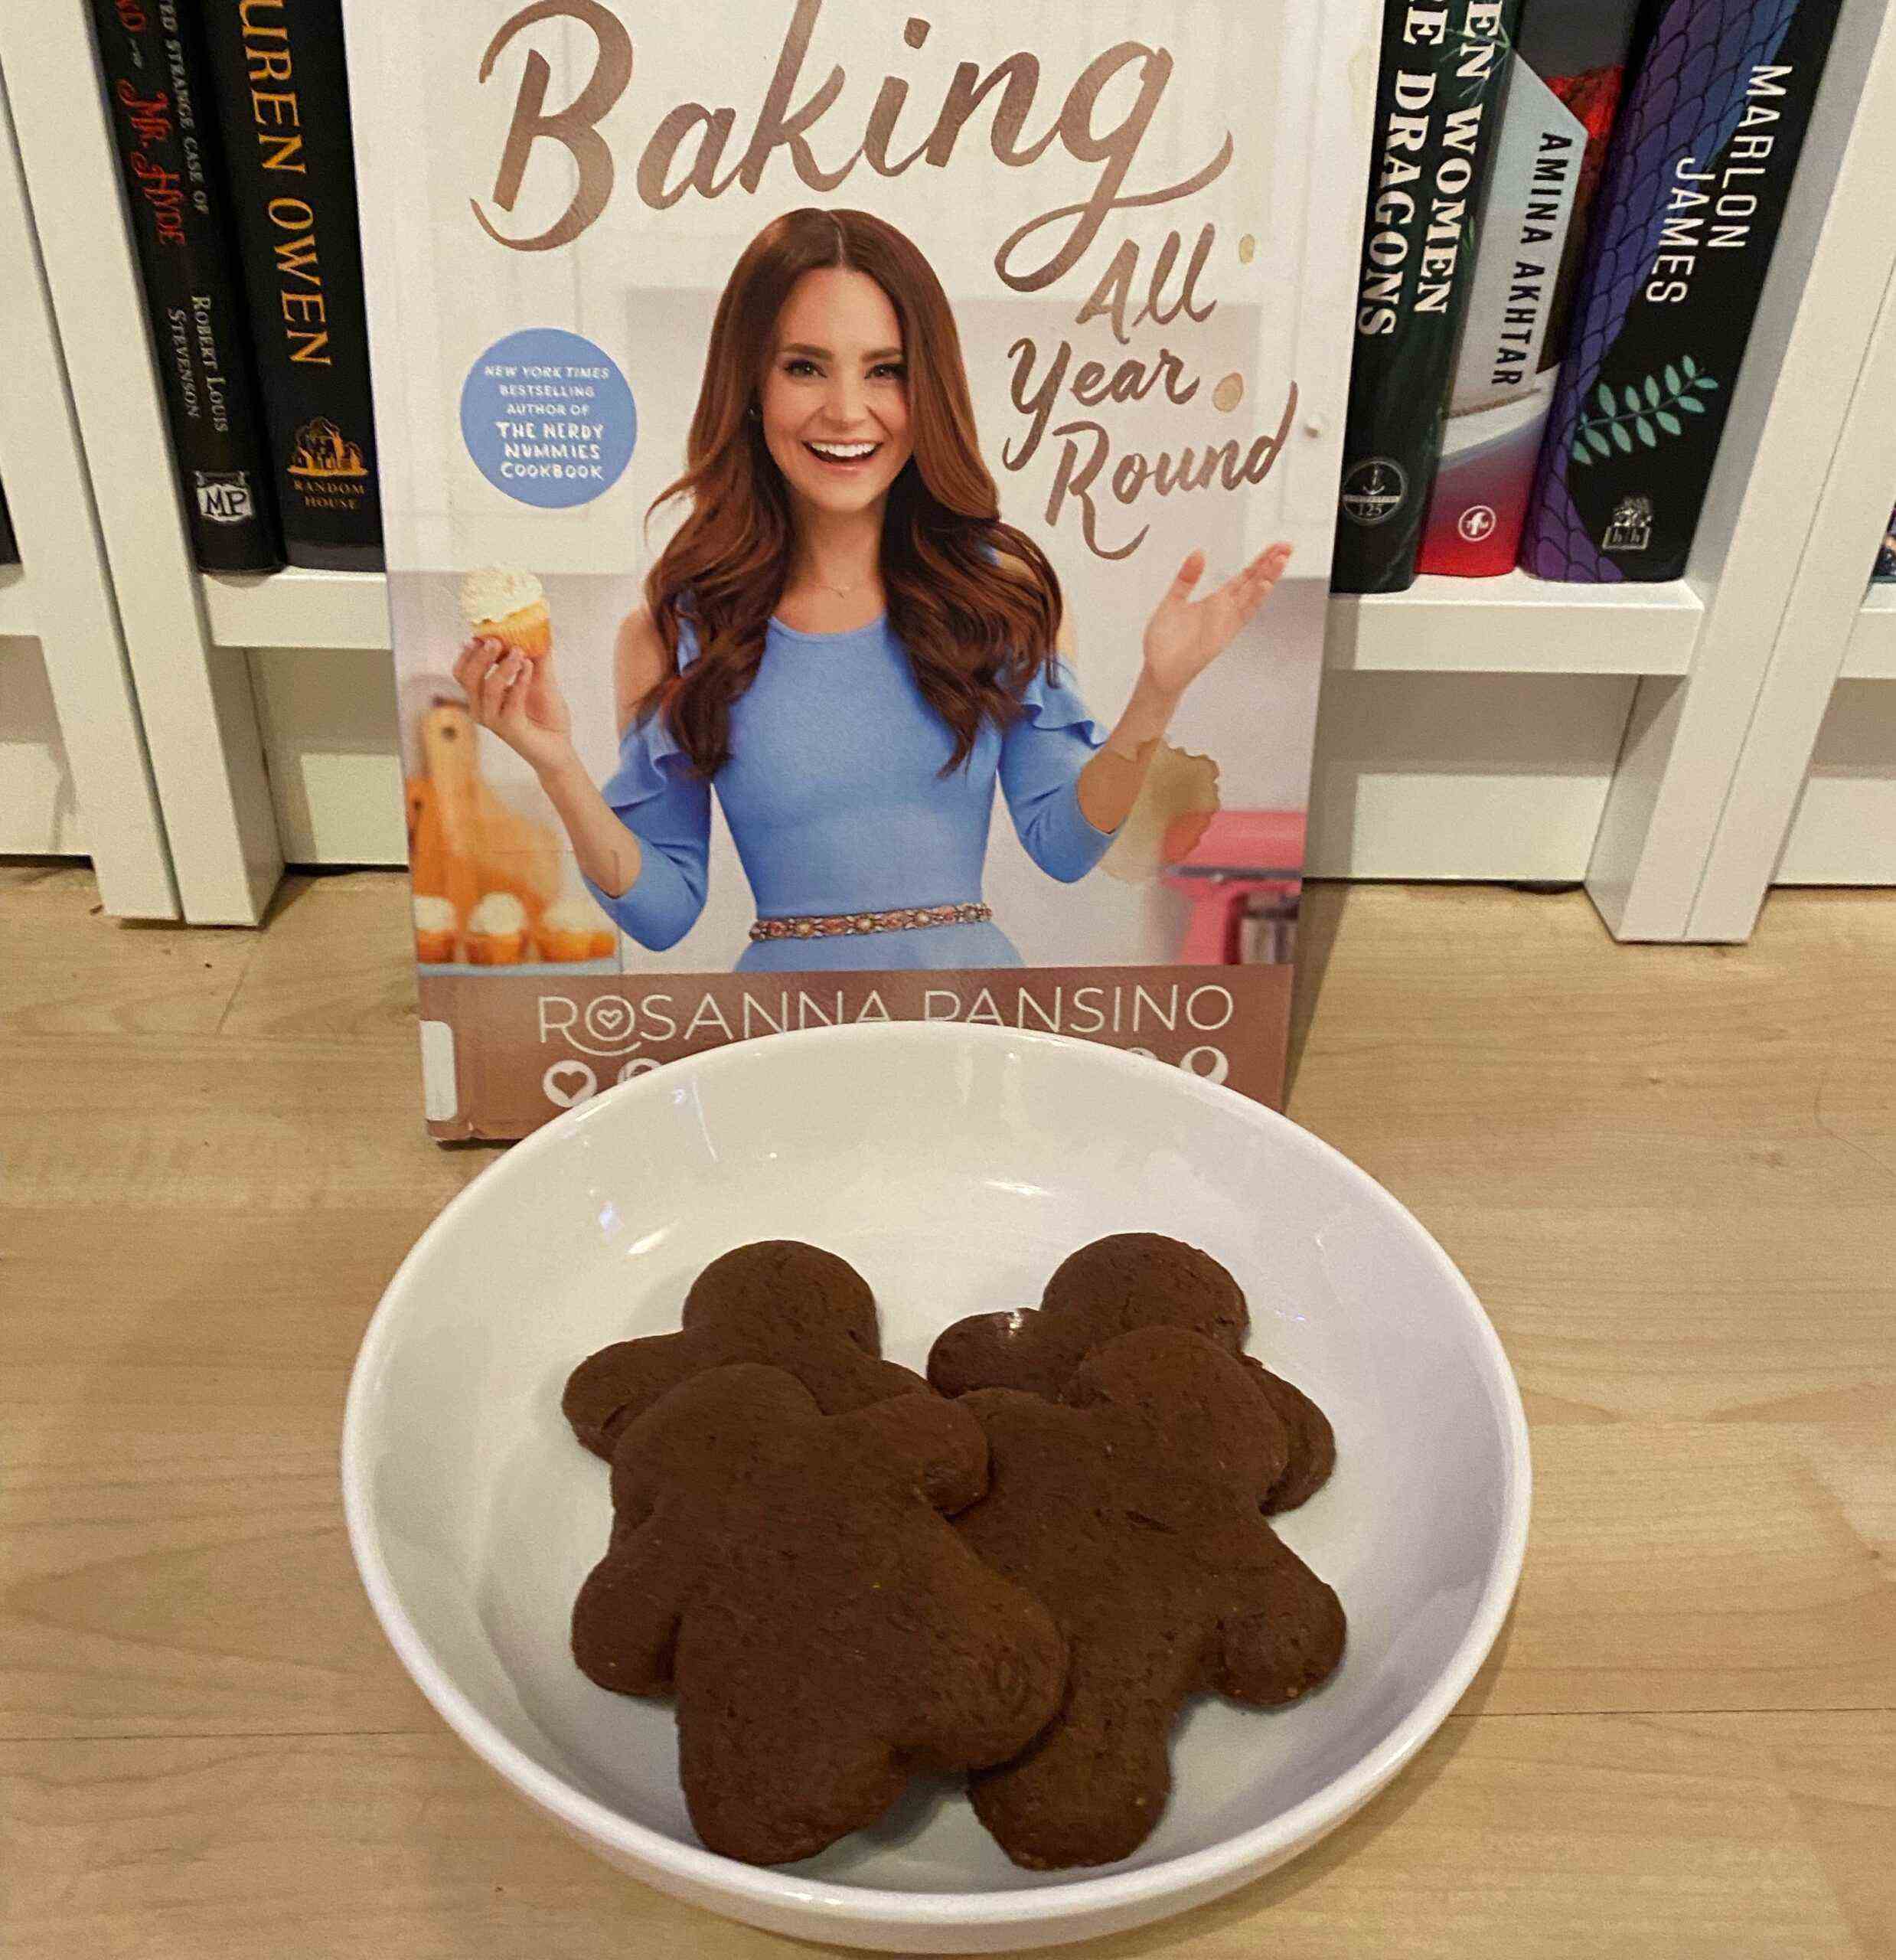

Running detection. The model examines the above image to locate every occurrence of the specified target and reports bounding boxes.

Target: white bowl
[343,1022,1529,1952]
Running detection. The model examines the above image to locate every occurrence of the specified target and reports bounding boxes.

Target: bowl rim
[341,1020,1531,1931]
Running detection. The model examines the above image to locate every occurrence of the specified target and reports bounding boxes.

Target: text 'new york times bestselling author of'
[457,207,1294,974]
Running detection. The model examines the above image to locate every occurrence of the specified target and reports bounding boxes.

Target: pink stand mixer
[1160,809,1307,965]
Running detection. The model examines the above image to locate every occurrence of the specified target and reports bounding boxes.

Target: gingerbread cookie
[953,1326,1346,1869]
[563,1240,927,1460]
[573,1363,1068,1865]
[928,1233,1336,1512]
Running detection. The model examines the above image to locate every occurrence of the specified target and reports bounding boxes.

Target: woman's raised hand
[1139,541,1294,700]
[453,637,578,780]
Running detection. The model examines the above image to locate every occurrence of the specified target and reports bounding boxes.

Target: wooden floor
[2,864,1891,1959]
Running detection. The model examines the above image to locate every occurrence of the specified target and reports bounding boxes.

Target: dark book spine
[191,0,383,570]
[1875,505,1896,585]
[1333,0,1525,596]
[0,483,17,567]
[1520,0,1841,583]
[86,0,282,573]
[1416,0,1651,577]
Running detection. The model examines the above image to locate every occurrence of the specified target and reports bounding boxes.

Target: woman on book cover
[457,207,1292,973]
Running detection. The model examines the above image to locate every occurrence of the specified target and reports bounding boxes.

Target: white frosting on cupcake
[412,894,458,933]
[459,567,543,626]
[467,891,527,936]
[540,895,602,935]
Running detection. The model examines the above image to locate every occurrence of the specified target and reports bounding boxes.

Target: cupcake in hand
[535,893,614,962]
[413,893,459,963]
[464,891,529,965]
[461,567,550,662]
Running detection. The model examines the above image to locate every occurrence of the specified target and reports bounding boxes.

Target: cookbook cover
[342,0,1377,1140]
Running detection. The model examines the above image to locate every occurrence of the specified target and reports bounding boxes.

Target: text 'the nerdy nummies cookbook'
[342,0,1377,1138]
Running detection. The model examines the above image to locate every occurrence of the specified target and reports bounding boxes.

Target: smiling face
[759,266,914,522]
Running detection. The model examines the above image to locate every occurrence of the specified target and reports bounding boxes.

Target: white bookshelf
[203,568,394,654]
[1327,573,1702,676]
[0,562,31,639]
[1840,585,1896,681]
[8,0,1895,936]
[0,67,175,916]
[205,564,1708,681]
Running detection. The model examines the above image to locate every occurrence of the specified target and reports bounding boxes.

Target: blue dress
[582,613,1118,972]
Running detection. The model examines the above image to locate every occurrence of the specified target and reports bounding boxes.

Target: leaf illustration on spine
[1571,361,1718,457]
[1572,439,1592,466]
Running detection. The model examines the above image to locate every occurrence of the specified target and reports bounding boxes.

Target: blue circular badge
[460,328,636,508]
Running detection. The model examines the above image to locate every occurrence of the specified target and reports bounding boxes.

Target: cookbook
[342,0,1377,1138]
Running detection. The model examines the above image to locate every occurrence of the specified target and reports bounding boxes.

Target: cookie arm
[563,1330,702,1461]
[1214,1540,1346,1705]
[571,1522,690,1697]
[834,1393,989,1514]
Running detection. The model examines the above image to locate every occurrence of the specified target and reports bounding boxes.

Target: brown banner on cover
[417,964,1293,1141]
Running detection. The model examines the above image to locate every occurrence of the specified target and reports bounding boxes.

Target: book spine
[1875,505,1896,585]
[1520,0,1840,583]
[86,0,282,573]
[1333,0,1525,596]
[0,483,17,567]
[191,0,383,570]
[1417,0,1650,577]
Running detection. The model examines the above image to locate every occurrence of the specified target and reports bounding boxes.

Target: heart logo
[543,1060,597,1109]
[584,998,634,1044]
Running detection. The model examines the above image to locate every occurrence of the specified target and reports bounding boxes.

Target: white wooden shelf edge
[1840,583,1896,678]
[207,563,1705,677]
[202,567,394,652]
[1328,569,1702,674]
[0,562,31,637]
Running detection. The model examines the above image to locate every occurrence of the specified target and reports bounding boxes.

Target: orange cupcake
[461,567,550,661]
[534,895,610,962]
[413,893,458,963]
[464,891,528,965]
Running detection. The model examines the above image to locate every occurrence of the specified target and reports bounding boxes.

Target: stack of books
[1333,0,1842,592]
[89,0,381,573]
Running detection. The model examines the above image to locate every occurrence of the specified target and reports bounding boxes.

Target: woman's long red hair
[644,207,1062,776]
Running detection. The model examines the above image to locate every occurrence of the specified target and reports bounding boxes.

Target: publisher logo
[194,472,256,524]
[1340,457,1406,528]
[1457,504,1496,543]
[1604,495,1653,554]
[287,419,368,483]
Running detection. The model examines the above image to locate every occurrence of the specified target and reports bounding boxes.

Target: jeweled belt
[749,901,993,943]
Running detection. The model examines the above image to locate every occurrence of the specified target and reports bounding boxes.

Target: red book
[1418,0,1647,577]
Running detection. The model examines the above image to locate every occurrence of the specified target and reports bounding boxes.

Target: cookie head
[682,1239,878,1349]
[928,1233,1247,1399]
[563,1240,925,1461]
[928,1233,1335,1515]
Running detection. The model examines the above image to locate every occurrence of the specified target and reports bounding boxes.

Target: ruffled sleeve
[580,626,711,951]
[997,658,1119,884]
